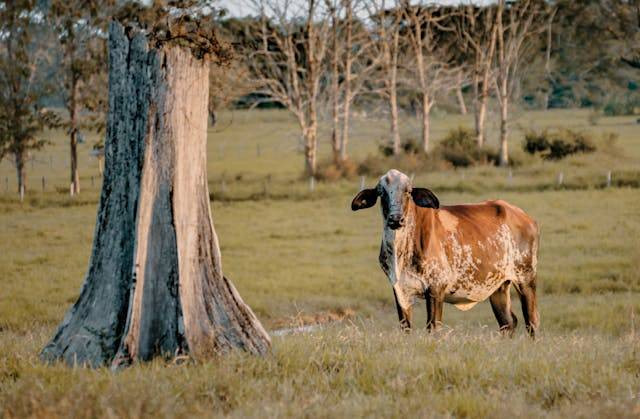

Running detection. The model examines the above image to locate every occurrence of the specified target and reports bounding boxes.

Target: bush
[523,129,596,160]
[315,158,358,182]
[435,127,497,168]
[378,137,421,157]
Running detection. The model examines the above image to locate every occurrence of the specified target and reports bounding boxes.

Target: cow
[351,169,540,337]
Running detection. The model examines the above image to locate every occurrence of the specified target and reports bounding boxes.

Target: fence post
[70,183,74,197]
[19,184,24,202]
[557,172,564,187]
[221,178,227,195]
[359,175,365,191]
[606,170,612,188]
[309,176,315,193]
[508,169,513,184]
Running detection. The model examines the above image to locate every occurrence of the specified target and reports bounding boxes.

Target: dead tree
[247,0,329,176]
[456,5,498,148]
[367,0,402,155]
[495,0,549,166]
[400,3,461,153]
[327,0,342,163]
[41,19,270,368]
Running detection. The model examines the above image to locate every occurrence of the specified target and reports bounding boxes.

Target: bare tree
[400,3,461,153]
[495,0,549,166]
[246,0,330,176]
[456,5,498,148]
[326,0,342,163]
[364,0,403,155]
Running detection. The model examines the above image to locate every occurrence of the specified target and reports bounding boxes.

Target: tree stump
[41,22,270,368]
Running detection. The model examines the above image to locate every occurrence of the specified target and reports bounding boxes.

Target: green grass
[0,108,639,417]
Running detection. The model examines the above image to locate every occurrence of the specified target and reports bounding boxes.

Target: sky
[219,0,494,18]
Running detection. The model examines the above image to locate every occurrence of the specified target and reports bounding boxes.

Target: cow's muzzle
[387,214,405,230]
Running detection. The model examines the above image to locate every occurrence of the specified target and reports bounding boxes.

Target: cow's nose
[387,214,405,229]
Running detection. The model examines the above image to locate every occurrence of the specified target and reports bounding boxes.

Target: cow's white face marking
[378,169,412,222]
[378,170,414,288]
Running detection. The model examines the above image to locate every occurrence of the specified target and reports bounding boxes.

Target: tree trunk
[304,125,317,177]
[455,73,467,115]
[498,79,509,166]
[476,64,492,149]
[472,70,483,146]
[330,8,341,165]
[421,94,432,153]
[340,95,350,162]
[390,86,400,155]
[15,150,26,195]
[390,29,400,155]
[340,0,353,163]
[41,22,270,368]
[70,78,80,196]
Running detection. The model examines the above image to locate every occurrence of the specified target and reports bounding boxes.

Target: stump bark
[41,22,270,368]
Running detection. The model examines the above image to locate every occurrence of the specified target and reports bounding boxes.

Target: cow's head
[351,169,439,230]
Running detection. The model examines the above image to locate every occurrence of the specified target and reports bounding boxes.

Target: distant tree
[400,2,462,153]
[366,0,402,155]
[455,5,498,148]
[245,0,330,176]
[48,0,112,196]
[0,0,58,197]
[494,0,550,166]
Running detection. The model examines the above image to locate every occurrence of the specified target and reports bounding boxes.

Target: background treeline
[1,0,639,193]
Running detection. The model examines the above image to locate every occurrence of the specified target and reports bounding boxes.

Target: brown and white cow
[352,169,540,337]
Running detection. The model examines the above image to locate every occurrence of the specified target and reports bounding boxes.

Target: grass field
[0,108,639,417]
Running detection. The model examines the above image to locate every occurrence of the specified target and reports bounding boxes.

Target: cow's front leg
[425,288,444,331]
[393,289,412,332]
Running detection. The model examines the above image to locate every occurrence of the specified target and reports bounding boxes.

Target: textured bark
[42,22,270,368]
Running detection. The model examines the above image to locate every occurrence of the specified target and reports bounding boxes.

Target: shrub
[435,127,497,168]
[378,137,420,157]
[315,158,358,182]
[523,129,596,160]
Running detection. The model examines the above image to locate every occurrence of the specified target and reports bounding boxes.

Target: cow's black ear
[412,188,439,208]
[351,188,378,211]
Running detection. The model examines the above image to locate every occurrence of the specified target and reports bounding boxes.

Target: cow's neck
[381,203,417,286]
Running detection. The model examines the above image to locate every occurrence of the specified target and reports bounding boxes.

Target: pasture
[0,109,639,417]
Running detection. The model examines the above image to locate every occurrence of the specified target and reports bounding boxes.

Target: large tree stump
[41,22,270,368]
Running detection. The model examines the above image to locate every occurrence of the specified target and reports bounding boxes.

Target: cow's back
[414,200,539,309]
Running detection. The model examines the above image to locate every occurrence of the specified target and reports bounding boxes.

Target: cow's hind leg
[516,277,539,338]
[489,281,518,336]
[393,289,412,332]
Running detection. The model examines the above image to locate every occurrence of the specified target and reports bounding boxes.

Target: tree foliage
[0,0,59,192]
